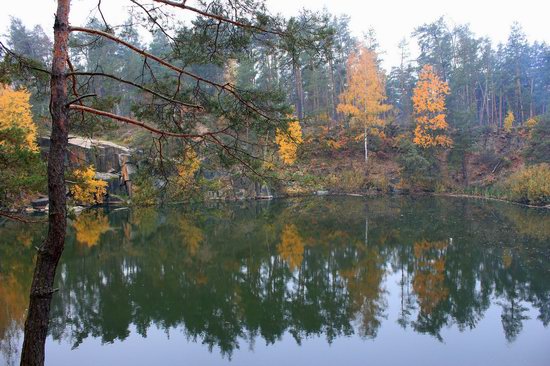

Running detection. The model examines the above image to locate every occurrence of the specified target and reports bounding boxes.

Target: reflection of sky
[33,272,549,366]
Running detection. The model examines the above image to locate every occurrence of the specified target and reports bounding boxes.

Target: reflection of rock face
[1,196,550,360]
[202,170,275,201]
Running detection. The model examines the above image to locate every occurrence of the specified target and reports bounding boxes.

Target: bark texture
[20,1,70,365]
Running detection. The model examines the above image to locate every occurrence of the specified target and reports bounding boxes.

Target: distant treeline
[3,14,549,132]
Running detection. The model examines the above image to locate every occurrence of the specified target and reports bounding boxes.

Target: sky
[1,0,549,69]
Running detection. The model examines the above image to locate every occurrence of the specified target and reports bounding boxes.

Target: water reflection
[0,197,549,364]
[73,211,111,247]
[0,223,44,366]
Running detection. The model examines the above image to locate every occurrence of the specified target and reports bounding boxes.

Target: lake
[1,196,549,365]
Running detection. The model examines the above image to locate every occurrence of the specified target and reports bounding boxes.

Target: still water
[1,196,549,365]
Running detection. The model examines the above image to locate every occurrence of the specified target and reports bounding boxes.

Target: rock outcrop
[38,135,136,197]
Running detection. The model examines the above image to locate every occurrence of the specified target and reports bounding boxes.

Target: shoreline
[3,190,548,224]
[431,192,550,209]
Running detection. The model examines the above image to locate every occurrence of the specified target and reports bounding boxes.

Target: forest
[0,1,549,365]
[1,5,549,212]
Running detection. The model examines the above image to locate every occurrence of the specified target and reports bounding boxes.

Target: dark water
[1,196,549,366]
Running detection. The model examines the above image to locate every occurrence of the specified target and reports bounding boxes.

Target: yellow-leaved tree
[525,117,538,129]
[69,165,108,205]
[0,84,45,208]
[504,110,515,132]
[337,45,391,163]
[412,65,452,148]
[73,211,111,247]
[275,119,303,165]
[277,224,305,271]
[525,117,538,138]
[175,147,200,188]
[179,216,205,257]
[0,84,38,151]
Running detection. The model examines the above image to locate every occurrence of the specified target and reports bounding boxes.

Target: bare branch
[0,211,46,224]
[129,0,177,44]
[66,93,97,106]
[0,41,51,75]
[70,104,215,139]
[69,26,274,120]
[208,134,263,177]
[70,71,204,109]
[97,0,112,31]
[152,0,284,36]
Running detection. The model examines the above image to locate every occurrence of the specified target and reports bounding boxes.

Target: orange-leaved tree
[337,45,391,163]
[412,65,452,148]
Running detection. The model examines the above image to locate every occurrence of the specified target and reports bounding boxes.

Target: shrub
[131,173,158,206]
[367,175,390,193]
[0,127,45,208]
[325,168,366,193]
[478,149,501,168]
[503,164,550,206]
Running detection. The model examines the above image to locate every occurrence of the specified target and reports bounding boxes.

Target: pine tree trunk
[293,61,304,120]
[20,1,70,365]
[499,93,503,128]
[515,64,524,122]
[529,77,534,118]
[328,57,338,123]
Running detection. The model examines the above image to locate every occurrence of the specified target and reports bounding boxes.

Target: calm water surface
[1,196,549,365]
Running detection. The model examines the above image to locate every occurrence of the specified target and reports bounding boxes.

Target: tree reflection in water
[0,196,549,363]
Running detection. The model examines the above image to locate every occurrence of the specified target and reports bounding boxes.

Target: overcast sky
[1,0,549,69]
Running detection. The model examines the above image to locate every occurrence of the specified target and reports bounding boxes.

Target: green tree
[524,114,550,164]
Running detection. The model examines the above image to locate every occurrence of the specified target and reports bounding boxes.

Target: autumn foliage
[504,110,515,132]
[179,216,205,257]
[337,45,391,138]
[0,84,38,152]
[277,224,305,270]
[275,120,303,165]
[413,240,449,314]
[69,165,108,205]
[175,147,200,188]
[412,65,452,148]
[503,163,550,205]
[0,84,45,207]
[73,211,111,247]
